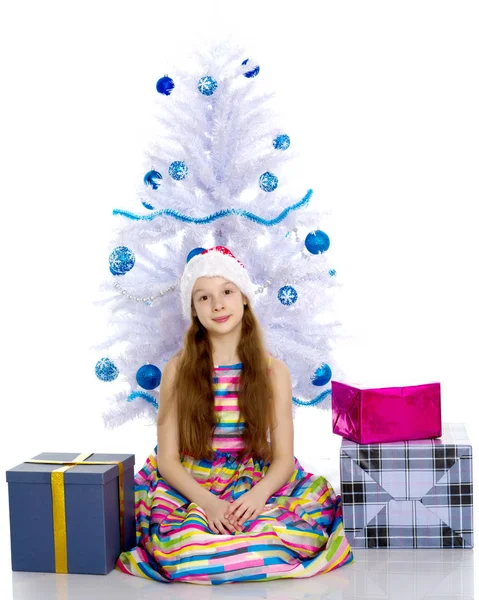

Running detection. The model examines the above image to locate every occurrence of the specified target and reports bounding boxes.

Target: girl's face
[191,276,247,333]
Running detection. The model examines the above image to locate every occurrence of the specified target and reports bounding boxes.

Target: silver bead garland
[112,226,318,304]
[113,268,326,305]
[113,281,178,305]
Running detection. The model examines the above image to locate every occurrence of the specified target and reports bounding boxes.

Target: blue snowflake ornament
[305,230,330,254]
[168,161,188,180]
[156,76,175,96]
[259,171,278,192]
[136,364,162,390]
[198,76,218,96]
[278,285,298,306]
[311,363,332,386]
[241,59,260,78]
[109,246,135,275]
[95,357,119,382]
[273,134,290,150]
[143,170,163,190]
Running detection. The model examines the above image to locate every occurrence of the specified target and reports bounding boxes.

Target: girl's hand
[203,497,242,535]
[224,487,268,528]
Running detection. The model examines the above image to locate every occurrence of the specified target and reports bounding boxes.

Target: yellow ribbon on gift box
[26,452,126,574]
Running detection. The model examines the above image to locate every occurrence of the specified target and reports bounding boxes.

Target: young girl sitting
[116,245,353,584]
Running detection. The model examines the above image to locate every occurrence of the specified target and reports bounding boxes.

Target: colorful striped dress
[116,362,353,584]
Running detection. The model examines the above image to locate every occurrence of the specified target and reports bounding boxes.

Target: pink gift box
[331,381,441,444]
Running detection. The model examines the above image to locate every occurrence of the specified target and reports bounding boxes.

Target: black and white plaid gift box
[340,422,473,548]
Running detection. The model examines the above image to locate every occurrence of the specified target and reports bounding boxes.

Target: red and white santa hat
[180,246,256,320]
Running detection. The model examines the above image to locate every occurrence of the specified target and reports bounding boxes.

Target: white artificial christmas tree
[93,41,342,429]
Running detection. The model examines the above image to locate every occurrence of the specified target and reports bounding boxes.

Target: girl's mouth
[213,315,230,323]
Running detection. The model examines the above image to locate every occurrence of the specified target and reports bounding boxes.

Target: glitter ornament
[241,58,260,78]
[273,134,290,151]
[329,269,336,277]
[168,161,188,180]
[187,247,206,263]
[95,357,119,382]
[109,246,135,276]
[141,200,154,210]
[259,171,278,192]
[305,230,330,254]
[311,363,332,386]
[136,364,162,390]
[197,76,218,96]
[156,76,175,95]
[278,285,298,306]
[143,170,163,190]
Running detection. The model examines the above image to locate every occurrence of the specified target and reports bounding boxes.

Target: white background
[1,1,478,597]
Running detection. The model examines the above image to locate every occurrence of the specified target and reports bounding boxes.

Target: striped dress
[116,361,353,584]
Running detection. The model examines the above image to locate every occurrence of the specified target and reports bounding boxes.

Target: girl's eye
[199,290,233,300]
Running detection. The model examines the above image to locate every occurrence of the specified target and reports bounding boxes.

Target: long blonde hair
[172,304,275,461]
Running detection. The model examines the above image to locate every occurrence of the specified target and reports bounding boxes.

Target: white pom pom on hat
[180,246,256,320]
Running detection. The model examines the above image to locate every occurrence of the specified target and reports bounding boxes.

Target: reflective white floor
[2,422,477,599]
[3,549,474,600]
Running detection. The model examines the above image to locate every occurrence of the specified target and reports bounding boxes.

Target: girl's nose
[213,296,225,310]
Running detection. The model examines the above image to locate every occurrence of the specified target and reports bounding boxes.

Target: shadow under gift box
[6,452,135,574]
[331,381,441,444]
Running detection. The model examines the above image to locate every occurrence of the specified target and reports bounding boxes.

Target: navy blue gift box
[6,452,135,574]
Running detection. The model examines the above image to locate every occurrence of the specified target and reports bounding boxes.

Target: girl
[117,246,353,584]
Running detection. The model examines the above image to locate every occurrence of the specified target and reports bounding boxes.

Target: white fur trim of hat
[180,246,256,320]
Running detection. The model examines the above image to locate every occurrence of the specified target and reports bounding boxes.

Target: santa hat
[180,246,256,320]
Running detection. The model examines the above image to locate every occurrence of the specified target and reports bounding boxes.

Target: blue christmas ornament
[143,170,163,190]
[156,76,175,95]
[168,161,188,180]
[278,285,298,306]
[187,247,206,263]
[329,269,336,277]
[95,357,119,382]
[273,134,290,150]
[242,59,260,78]
[259,171,278,192]
[198,76,218,96]
[311,363,332,386]
[141,200,154,210]
[305,230,330,254]
[109,246,135,276]
[136,364,162,390]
